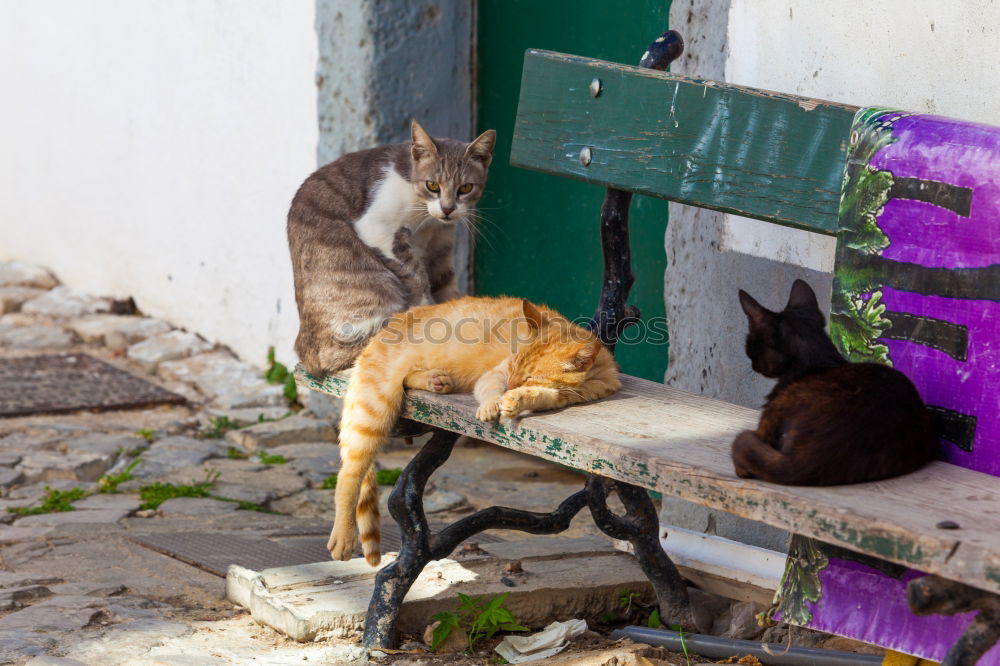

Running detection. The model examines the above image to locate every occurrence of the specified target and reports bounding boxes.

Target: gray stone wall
[659,0,833,553]
[315,0,475,292]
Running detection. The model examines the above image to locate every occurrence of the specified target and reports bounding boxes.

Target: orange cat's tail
[328,342,408,566]
[356,465,381,566]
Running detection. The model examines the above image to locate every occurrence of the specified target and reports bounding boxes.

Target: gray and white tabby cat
[288,120,496,376]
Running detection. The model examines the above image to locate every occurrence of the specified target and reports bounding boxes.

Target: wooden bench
[298,30,1000,664]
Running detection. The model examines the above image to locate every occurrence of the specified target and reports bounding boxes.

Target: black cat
[731,279,939,485]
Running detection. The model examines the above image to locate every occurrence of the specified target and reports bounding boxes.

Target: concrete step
[226,536,654,642]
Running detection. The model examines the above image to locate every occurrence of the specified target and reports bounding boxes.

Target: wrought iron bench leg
[908,575,1000,666]
[362,427,591,648]
[586,476,696,630]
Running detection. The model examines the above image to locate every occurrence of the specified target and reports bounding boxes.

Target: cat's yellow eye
[425,181,440,193]
[457,183,474,195]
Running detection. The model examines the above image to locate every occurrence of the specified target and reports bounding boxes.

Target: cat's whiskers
[460,217,498,252]
[463,211,503,251]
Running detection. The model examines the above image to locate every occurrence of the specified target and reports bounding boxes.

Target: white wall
[0,1,317,366]
[722,0,1000,273]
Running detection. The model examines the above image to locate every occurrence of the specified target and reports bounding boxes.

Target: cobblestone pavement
[0,261,615,665]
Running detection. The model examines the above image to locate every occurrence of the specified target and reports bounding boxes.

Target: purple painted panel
[806,558,999,663]
[871,114,1000,473]
[775,109,1000,662]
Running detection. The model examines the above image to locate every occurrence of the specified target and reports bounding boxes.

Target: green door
[474,0,671,380]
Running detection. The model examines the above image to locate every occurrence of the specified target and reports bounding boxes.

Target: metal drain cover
[129,526,502,577]
[0,353,186,418]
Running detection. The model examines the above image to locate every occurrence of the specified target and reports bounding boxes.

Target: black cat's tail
[731,430,815,485]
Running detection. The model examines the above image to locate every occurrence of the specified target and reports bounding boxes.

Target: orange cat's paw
[425,369,453,393]
[476,396,502,422]
[327,526,357,561]
[499,389,532,421]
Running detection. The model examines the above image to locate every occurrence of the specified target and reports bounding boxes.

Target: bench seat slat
[300,367,1000,596]
[511,50,859,235]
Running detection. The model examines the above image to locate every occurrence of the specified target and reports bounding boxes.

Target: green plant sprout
[376,468,402,486]
[200,416,238,439]
[431,592,528,653]
[668,623,692,666]
[9,486,89,515]
[98,459,142,494]
[258,450,287,465]
[138,470,220,510]
[264,346,298,406]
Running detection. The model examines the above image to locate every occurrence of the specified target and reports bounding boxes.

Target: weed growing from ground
[226,447,249,460]
[9,486,88,515]
[200,416,238,439]
[135,428,156,442]
[431,592,528,653]
[320,474,337,489]
[98,459,142,494]
[264,346,298,406]
[668,622,692,666]
[376,468,402,486]
[138,470,220,510]
[257,412,289,423]
[257,450,287,465]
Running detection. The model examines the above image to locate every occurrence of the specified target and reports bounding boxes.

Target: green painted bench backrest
[511,50,859,235]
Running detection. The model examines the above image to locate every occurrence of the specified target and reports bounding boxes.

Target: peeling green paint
[294,364,1000,593]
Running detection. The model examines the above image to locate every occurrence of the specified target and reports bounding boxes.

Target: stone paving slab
[225,415,335,452]
[68,314,170,345]
[226,536,649,642]
[25,656,90,666]
[14,508,130,527]
[0,467,25,489]
[159,352,284,408]
[0,572,62,590]
[161,459,309,500]
[0,262,58,289]
[9,480,98,500]
[210,482,272,506]
[157,498,240,516]
[130,436,227,479]
[0,453,23,466]
[127,330,213,373]
[0,631,57,663]
[0,584,52,610]
[18,450,110,483]
[203,406,291,427]
[0,602,104,632]
[0,526,55,545]
[72,494,141,512]
[21,287,110,318]
[0,325,76,350]
[63,433,149,457]
[0,287,46,314]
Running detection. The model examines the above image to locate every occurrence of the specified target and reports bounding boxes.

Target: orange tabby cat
[329,295,621,565]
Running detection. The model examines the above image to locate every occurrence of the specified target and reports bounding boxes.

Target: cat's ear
[568,339,602,372]
[738,289,772,328]
[465,129,497,167]
[786,279,819,311]
[522,299,544,331]
[410,120,438,162]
